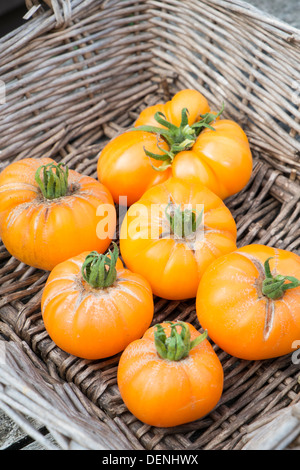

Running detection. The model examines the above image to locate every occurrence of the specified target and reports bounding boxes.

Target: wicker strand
[25,0,72,28]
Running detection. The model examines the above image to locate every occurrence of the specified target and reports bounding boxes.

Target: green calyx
[81,243,119,289]
[262,257,300,300]
[35,162,69,200]
[132,103,224,171]
[154,321,207,361]
[165,202,203,239]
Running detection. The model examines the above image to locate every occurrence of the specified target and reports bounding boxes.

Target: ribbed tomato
[117,321,224,427]
[0,157,116,271]
[196,244,300,360]
[120,177,237,300]
[41,245,154,359]
[97,88,252,205]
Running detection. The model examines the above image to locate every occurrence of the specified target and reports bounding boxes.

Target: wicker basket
[0,0,300,451]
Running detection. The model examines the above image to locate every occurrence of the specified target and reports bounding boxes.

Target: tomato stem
[165,203,203,239]
[154,322,207,361]
[132,103,224,170]
[35,162,69,200]
[81,243,119,289]
[262,257,300,300]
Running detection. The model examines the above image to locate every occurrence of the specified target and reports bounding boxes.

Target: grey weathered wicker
[0,0,299,450]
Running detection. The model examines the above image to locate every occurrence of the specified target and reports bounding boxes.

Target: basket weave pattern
[0,0,299,450]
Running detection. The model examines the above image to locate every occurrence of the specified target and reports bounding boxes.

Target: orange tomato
[97,89,252,206]
[196,244,300,360]
[97,131,171,206]
[135,88,210,128]
[172,119,253,199]
[117,321,224,427]
[41,245,154,360]
[0,158,116,271]
[120,177,237,300]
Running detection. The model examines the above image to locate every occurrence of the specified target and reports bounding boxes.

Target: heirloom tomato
[135,88,210,128]
[0,158,116,271]
[117,321,224,427]
[41,244,154,359]
[196,244,300,360]
[120,177,237,300]
[97,130,171,206]
[97,89,252,205]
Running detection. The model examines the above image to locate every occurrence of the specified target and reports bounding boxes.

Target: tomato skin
[120,177,237,300]
[196,244,300,360]
[117,322,224,428]
[171,150,222,196]
[173,119,253,200]
[41,252,154,360]
[97,130,171,206]
[0,158,116,271]
[164,88,211,126]
[135,89,210,128]
[134,103,167,128]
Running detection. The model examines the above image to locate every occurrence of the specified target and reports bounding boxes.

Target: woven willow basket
[0,0,300,451]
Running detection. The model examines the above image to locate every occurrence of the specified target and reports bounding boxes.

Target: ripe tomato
[135,88,210,128]
[196,244,300,360]
[97,89,252,206]
[117,321,224,427]
[97,130,171,206]
[41,245,154,360]
[120,177,237,300]
[0,158,116,271]
[172,119,253,199]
